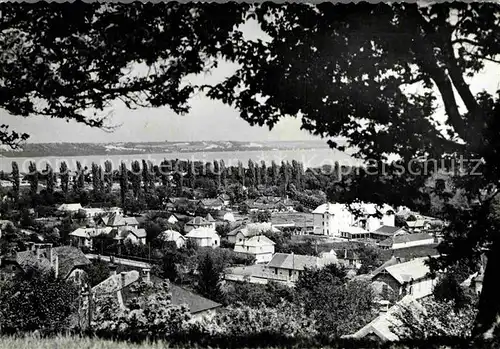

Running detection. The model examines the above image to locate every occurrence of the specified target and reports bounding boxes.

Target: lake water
[0,148,363,173]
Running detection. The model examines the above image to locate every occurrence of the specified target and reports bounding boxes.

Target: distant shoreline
[0,147,328,158]
[0,140,339,158]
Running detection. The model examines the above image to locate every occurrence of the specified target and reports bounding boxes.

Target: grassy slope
[0,336,169,349]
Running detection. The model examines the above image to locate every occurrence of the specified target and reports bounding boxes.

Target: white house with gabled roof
[69,226,114,248]
[185,227,220,248]
[58,203,83,213]
[157,230,186,249]
[234,235,275,264]
[371,257,438,300]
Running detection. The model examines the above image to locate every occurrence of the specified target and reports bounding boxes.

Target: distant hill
[0,140,341,158]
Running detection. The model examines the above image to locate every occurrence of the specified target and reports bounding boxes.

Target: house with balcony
[234,235,275,264]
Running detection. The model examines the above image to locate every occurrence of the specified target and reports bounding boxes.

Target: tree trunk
[472,239,500,340]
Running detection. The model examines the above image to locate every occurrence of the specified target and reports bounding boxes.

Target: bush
[199,300,317,340]
[83,260,111,287]
[92,281,191,342]
[225,281,293,307]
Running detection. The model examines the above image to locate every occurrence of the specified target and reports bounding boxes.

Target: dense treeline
[1,158,358,213]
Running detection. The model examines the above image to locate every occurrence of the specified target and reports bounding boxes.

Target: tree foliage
[83,260,111,287]
[10,161,19,201]
[196,251,225,304]
[294,264,376,337]
[392,298,477,340]
[0,268,79,335]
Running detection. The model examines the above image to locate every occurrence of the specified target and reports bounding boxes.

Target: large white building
[234,235,275,264]
[312,203,354,236]
[352,203,395,232]
[312,202,396,236]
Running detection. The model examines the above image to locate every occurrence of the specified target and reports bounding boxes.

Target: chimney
[34,244,41,259]
[53,254,59,279]
[120,272,127,288]
[142,268,151,284]
[109,263,118,276]
[378,300,390,314]
[47,243,54,266]
[344,249,348,259]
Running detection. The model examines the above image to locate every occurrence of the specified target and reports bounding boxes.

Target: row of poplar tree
[8,158,306,203]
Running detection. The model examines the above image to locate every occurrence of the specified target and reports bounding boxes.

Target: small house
[0,243,90,284]
[104,273,222,323]
[405,219,432,233]
[378,233,435,250]
[166,214,180,224]
[157,230,186,249]
[266,253,333,284]
[221,211,236,222]
[185,227,220,248]
[218,193,230,206]
[114,227,147,245]
[370,226,409,241]
[57,203,83,214]
[371,257,437,300]
[69,226,114,248]
[344,295,423,342]
[340,226,370,240]
[97,212,139,229]
[198,198,224,211]
[227,222,279,244]
[184,216,216,233]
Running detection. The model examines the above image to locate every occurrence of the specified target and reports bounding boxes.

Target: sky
[2,16,500,145]
[2,19,319,144]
